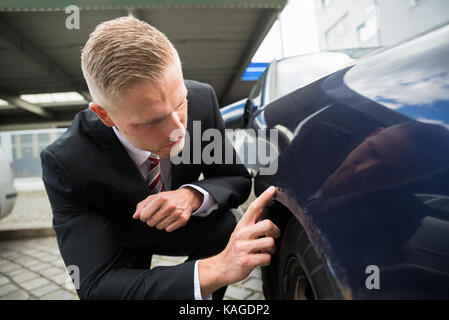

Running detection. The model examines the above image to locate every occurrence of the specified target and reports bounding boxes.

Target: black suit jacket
[41,80,251,299]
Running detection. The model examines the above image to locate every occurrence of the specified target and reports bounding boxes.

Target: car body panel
[220,98,246,129]
[221,51,356,129]
[0,150,16,219]
[250,25,449,299]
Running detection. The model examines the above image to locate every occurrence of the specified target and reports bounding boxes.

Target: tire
[261,203,289,300]
[276,216,343,300]
[261,230,281,299]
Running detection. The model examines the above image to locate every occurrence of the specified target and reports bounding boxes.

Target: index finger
[240,186,276,226]
[133,196,152,219]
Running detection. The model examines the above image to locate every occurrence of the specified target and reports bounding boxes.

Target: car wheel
[261,233,281,300]
[261,203,289,300]
[277,216,343,300]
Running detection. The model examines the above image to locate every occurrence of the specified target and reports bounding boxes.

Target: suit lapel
[170,162,185,190]
[93,121,151,208]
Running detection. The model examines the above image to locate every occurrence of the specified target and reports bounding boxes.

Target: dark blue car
[222,24,449,299]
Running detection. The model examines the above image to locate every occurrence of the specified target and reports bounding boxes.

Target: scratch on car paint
[275,186,352,299]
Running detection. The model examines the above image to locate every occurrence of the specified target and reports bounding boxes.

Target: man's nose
[168,111,185,134]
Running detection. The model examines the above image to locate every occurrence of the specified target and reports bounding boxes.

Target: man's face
[322,125,410,197]
[106,60,188,158]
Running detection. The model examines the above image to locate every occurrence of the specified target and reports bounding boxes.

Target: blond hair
[81,16,179,109]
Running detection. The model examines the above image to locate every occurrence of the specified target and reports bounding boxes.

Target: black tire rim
[282,255,315,300]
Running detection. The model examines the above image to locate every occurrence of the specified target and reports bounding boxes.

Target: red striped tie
[148,155,165,194]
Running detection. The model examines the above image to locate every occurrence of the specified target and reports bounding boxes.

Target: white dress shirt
[113,127,215,300]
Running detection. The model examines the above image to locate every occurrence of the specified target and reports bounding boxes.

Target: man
[41,16,280,300]
[321,122,449,198]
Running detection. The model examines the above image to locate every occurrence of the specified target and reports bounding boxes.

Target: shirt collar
[113,126,151,167]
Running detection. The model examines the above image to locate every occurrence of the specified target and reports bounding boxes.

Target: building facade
[314,0,449,50]
[0,129,65,179]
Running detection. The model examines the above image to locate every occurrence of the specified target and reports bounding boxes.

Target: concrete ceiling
[0,0,286,129]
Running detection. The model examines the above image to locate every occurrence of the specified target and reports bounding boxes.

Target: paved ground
[0,237,264,300]
[0,190,52,230]
[0,180,264,300]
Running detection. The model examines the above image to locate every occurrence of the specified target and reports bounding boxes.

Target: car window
[269,52,352,104]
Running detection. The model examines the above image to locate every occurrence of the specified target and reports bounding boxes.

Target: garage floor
[0,180,264,300]
[0,237,265,300]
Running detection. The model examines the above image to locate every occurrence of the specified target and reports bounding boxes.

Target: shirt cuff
[180,184,218,217]
[194,260,212,300]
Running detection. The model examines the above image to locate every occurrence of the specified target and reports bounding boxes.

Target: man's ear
[89,102,115,127]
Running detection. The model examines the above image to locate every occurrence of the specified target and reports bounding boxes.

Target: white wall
[314,0,449,50]
[378,0,449,46]
[314,0,377,50]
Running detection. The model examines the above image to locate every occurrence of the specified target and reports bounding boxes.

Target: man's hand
[132,187,203,232]
[198,186,280,298]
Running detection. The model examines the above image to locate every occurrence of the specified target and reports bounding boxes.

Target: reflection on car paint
[344,25,449,128]
[252,25,449,298]
[316,122,449,199]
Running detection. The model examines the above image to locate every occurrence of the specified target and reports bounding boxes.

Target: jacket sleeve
[41,148,195,300]
[188,85,252,212]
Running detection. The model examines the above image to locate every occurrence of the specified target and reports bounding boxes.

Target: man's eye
[141,119,161,127]
[150,119,163,125]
